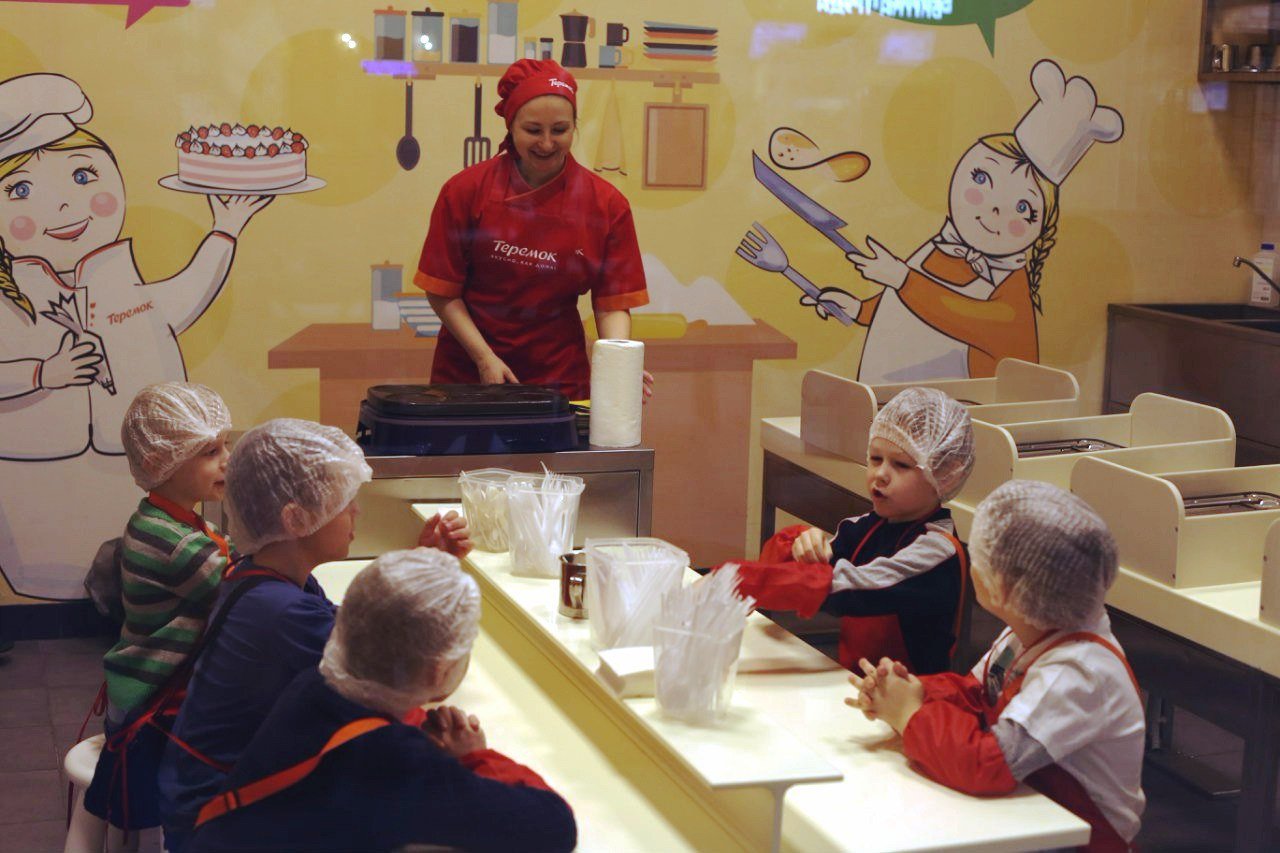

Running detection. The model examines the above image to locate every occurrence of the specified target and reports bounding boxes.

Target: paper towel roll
[589,339,644,447]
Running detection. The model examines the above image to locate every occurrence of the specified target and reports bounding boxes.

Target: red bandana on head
[493,59,578,154]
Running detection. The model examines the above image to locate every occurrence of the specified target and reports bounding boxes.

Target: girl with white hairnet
[720,387,974,674]
[186,548,577,853]
[851,481,1145,851]
[84,382,233,832]
[155,418,473,853]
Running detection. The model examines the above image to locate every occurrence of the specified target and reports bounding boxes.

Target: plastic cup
[458,468,516,552]
[584,538,687,649]
[654,625,743,723]
[506,473,585,578]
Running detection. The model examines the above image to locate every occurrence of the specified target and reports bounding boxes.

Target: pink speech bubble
[0,0,191,28]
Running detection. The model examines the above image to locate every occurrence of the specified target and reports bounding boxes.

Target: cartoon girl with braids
[801,60,1122,383]
[0,74,271,599]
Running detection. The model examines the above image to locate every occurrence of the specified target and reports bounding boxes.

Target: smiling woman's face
[0,146,125,273]
[948,143,1044,258]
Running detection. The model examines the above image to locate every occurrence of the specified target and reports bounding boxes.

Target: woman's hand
[847,237,909,290]
[418,510,473,558]
[799,287,860,322]
[477,353,519,385]
[209,194,274,239]
[422,705,487,757]
[642,370,654,402]
[39,332,101,389]
[791,527,833,564]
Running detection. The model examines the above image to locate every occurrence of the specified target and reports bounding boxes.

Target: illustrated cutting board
[643,103,709,190]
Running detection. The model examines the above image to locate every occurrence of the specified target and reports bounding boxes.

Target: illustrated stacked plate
[643,21,718,62]
[396,295,443,337]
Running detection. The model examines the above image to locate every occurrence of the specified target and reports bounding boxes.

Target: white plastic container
[506,473,584,578]
[654,625,744,723]
[585,538,687,649]
[457,468,515,552]
[1249,242,1277,308]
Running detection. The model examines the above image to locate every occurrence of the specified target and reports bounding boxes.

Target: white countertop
[312,559,694,852]
[763,415,1280,678]
[410,502,1089,852]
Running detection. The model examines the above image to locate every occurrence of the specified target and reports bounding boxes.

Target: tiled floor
[0,635,108,853]
[0,635,1275,852]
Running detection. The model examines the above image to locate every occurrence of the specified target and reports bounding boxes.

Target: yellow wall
[0,0,1272,601]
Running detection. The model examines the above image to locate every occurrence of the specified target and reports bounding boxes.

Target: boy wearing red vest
[731,387,974,674]
[851,480,1145,851]
[87,382,235,832]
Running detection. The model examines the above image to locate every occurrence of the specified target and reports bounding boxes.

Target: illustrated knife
[752,152,866,258]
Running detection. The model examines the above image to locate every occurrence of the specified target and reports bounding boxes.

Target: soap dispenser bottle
[1249,242,1277,308]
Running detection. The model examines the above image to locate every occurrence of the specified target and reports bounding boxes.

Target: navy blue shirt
[823,508,964,674]
[188,667,577,853]
[158,568,335,845]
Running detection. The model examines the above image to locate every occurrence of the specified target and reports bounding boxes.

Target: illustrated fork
[735,222,854,326]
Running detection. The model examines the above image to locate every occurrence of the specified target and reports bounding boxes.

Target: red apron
[984,631,1142,853]
[836,518,967,673]
[431,159,599,399]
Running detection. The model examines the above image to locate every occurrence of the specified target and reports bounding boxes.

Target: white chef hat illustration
[1014,59,1123,186]
[0,73,93,162]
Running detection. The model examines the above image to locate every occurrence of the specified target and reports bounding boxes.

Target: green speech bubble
[842,0,1037,55]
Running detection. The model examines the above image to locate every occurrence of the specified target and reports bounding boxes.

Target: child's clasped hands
[846,656,924,734]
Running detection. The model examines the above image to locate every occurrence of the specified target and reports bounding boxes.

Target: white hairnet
[120,383,231,490]
[319,547,481,715]
[970,480,1119,630]
[225,418,371,553]
[869,387,975,502]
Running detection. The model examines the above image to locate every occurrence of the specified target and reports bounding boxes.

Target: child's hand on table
[791,527,833,564]
[846,657,923,734]
[419,511,474,558]
[423,705,487,757]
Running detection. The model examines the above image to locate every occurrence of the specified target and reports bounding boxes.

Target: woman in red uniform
[415,60,650,401]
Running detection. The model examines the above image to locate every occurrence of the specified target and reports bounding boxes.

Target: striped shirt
[103,495,232,715]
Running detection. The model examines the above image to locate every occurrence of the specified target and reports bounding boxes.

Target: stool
[63,736,161,853]
[63,734,107,853]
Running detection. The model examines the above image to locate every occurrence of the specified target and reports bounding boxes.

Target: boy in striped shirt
[87,382,234,830]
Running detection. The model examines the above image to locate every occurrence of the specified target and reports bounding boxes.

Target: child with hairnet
[725,387,974,674]
[187,548,577,853]
[86,382,235,832]
[157,418,473,853]
[851,481,1145,850]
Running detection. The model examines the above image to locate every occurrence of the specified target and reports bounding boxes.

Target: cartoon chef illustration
[747,60,1123,383]
[0,74,271,599]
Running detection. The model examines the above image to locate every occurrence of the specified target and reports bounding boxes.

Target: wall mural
[0,72,315,599]
[738,59,1124,383]
[817,0,1037,55]
[0,0,188,28]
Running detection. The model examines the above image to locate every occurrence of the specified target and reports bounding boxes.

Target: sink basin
[1141,303,1280,321]
[1225,320,1280,333]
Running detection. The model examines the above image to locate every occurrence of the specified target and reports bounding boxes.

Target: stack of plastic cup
[458,468,516,552]
[654,625,744,723]
[652,564,754,723]
[506,472,585,578]
[584,537,687,649]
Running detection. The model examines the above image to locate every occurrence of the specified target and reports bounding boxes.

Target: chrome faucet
[1234,255,1280,298]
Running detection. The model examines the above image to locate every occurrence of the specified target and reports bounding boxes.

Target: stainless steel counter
[206,446,655,559]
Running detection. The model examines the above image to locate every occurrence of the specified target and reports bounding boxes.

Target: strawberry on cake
[175,123,308,191]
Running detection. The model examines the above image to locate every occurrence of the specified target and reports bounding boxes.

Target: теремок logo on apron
[490,239,560,271]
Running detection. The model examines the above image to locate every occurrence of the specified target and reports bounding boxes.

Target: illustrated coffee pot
[560,10,594,67]
[561,10,594,42]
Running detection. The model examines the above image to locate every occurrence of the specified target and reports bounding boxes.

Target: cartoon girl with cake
[761,60,1124,383]
[0,73,272,599]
